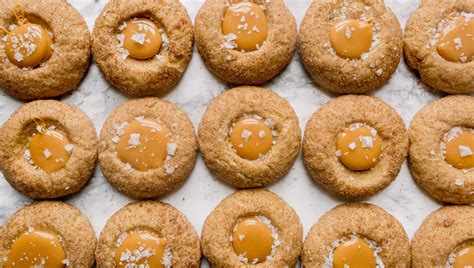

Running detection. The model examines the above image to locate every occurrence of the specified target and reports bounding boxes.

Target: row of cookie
[1,0,472,101]
[1,86,472,204]
[1,189,473,267]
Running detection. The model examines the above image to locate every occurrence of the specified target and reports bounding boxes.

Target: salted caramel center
[114,231,169,267]
[443,128,474,169]
[230,117,273,160]
[4,23,53,68]
[452,245,474,268]
[222,1,268,52]
[336,123,382,171]
[120,18,162,60]
[333,238,376,268]
[437,16,474,63]
[232,216,275,264]
[116,118,170,171]
[329,19,373,59]
[5,229,66,268]
[28,127,72,173]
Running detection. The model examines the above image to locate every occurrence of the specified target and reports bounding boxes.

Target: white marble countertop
[0,0,447,265]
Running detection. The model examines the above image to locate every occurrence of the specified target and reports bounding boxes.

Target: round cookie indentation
[5,229,66,267]
[115,117,171,172]
[231,215,279,264]
[194,0,297,85]
[409,95,474,204]
[4,18,53,69]
[222,1,268,52]
[98,97,197,199]
[436,16,474,63]
[404,1,474,94]
[113,230,170,267]
[299,0,402,94]
[335,123,382,171]
[0,100,98,199]
[0,201,96,267]
[92,0,193,97]
[229,115,274,160]
[201,189,303,267]
[412,205,474,267]
[329,19,373,59]
[302,203,410,267]
[198,86,301,188]
[95,201,201,267]
[0,0,91,100]
[303,95,408,199]
[27,125,72,173]
[442,127,474,170]
[119,18,163,60]
[332,236,378,267]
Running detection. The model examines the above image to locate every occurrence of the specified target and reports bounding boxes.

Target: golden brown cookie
[99,97,197,199]
[0,100,98,199]
[201,189,303,266]
[412,205,474,267]
[92,0,193,97]
[404,0,474,94]
[409,95,474,204]
[302,95,408,199]
[0,0,91,100]
[95,201,201,267]
[194,0,297,85]
[302,203,410,267]
[198,86,300,188]
[299,0,402,94]
[0,201,96,267]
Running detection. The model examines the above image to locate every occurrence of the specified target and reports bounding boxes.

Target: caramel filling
[114,231,169,267]
[329,19,373,59]
[222,1,268,52]
[229,117,273,160]
[437,16,474,63]
[452,245,474,268]
[119,18,162,60]
[444,128,474,169]
[5,229,67,268]
[336,123,382,171]
[116,118,171,171]
[4,23,53,68]
[232,216,275,264]
[332,238,376,268]
[28,126,72,173]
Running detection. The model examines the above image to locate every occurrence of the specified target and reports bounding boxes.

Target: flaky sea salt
[167,143,177,156]
[64,144,73,153]
[43,149,52,159]
[360,136,374,148]
[241,129,252,139]
[459,145,473,157]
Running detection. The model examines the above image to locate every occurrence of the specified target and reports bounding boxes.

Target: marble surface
[0,0,449,265]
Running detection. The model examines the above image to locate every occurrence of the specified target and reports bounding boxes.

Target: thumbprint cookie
[299,0,402,94]
[194,0,297,85]
[303,95,408,199]
[92,0,193,97]
[201,189,303,266]
[0,100,98,199]
[198,86,300,188]
[409,95,474,204]
[0,0,91,100]
[412,205,474,267]
[95,201,201,267]
[98,97,197,199]
[0,201,96,267]
[302,203,410,267]
[404,0,474,94]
